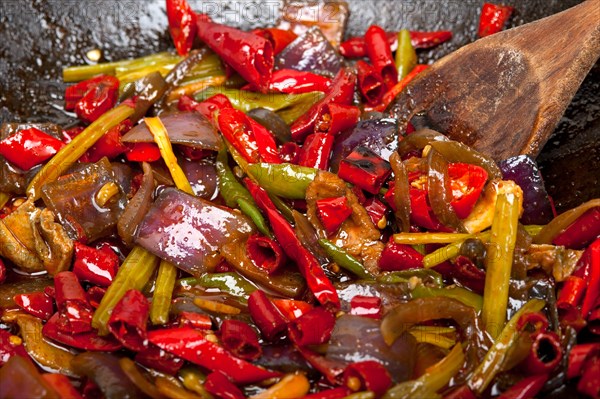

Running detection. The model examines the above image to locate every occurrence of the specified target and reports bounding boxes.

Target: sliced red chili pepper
[243,69,332,94]
[288,307,336,346]
[365,25,398,90]
[220,319,261,361]
[72,242,119,287]
[567,343,600,380]
[364,197,389,228]
[271,299,313,320]
[298,133,335,171]
[134,345,185,375]
[378,241,424,271]
[247,117,281,164]
[196,20,273,92]
[41,373,82,399]
[356,60,385,105]
[279,142,301,164]
[204,370,245,399]
[65,75,120,124]
[553,207,600,249]
[252,28,297,55]
[497,374,547,399]
[377,64,428,112]
[478,3,514,37]
[148,327,281,384]
[246,234,287,274]
[516,311,549,334]
[408,188,447,231]
[245,179,340,309]
[42,312,122,352]
[338,146,392,194]
[340,30,453,57]
[248,290,288,341]
[86,286,106,309]
[79,120,132,163]
[577,351,600,398]
[0,127,64,171]
[166,0,200,56]
[520,330,563,375]
[107,289,150,352]
[178,311,213,329]
[557,276,587,308]
[315,196,353,236]
[350,295,382,319]
[125,142,162,162]
[579,238,600,317]
[0,329,30,367]
[314,103,360,137]
[447,163,488,219]
[343,360,392,397]
[54,271,94,334]
[14,292,54,321]
[290,67,356,142]
[178,94,233,121]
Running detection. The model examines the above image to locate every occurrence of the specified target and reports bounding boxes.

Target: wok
[0,0,598,212]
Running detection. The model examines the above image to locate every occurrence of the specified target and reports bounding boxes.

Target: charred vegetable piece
[275,27,342,76]
[338,146,392,194]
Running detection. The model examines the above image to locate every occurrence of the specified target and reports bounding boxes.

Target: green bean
[411,285,483,312]
[92,246,159,335]
[27,104,134,200]
[395,29,417,80]
[247,163,318,199]
[468,299,545,394]
[482,191,522,338]
[318,239,375,280]
[377,269,443,286]
[150,260,178,325]
[197,272,257,303]
[423,231,491,268]
[394,232,476,245]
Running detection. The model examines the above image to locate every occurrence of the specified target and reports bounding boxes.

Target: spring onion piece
[27,104,134,200]
[95,182,120,207]
[383,343,464,399]
[318,238,375,280]
[411,285,483,312]
[394,232,476,245]
[150,260,178,325]
[377,269,444,286]
[423,231,491,268]
[197,272,257,303]
[92,246,159,335]
[482,191,523,338]
[468,299,546,394]
[408,326,456,349]
[193,298,241,315]
[250,373,310,399]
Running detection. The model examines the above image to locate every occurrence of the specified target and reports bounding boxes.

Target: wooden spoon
[387,0,600,160]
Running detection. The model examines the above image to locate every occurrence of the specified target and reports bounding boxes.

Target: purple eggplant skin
[498,155,554,225]
[330,118,398,172]
[275,26,342,77]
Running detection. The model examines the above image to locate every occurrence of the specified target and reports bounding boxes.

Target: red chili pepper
[314,103,360,137]
[356,60,385,106]
[447,163,488,219]
[443,385,477,399]
[107,289,150,352]
[516,311,549,334]
[350,295,382,319]
[0,259,5,284]
[245,179,340,309]
[402,187,446,231]
[364,197,389,228]
[478,3,514,38]
[0,127,64,171]
[42,374,83,399]
[378,241,424,271]
[86,286,106,309]
[65,75,120,124]
[315,196,353,236]
[288,307,336,346]
[243,69,332,94]
[248,290,288,341]
[0,329,30,367]
[196,20,273,92]
[125,142,162,162]
[271,299,313,320]
[135,345,185,375]
[581,238,600,317]
[72,242,119,287]
[340,30,453,58]
[246,234,286,274]
[220,319,262,361]
[148,327,281,384]
[557,276,587,308]
[298,133,335,171]
[520,330,563,375]
[343,360,392,397]
[452,256,486,295]
[13,292,54,321]
[218,108,280,164]
[375,64,429,112]
[577,351,600,398]
[295,345,347,385]
[497,374,547,399]
[553,207,600,249]
[365,25,398,90]
[79,120,132,163]
[166,0,200,56]
[290,67,356,142]
[178,311,213,329]
[279,142,301,164]
[204,371,245,399]
[338,146,392,194]
[178,94,233,121]
[42,312,122,352]
[304,387,353,399]
[252,28,297,55]
[588,298,600,335]
[568,343,600,380]
[54,271,94,334]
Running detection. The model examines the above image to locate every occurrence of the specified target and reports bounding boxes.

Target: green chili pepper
[150,260,178,325]
[269,194,295,222]
[318,238,375,280]
[179,368,212,398]
[195,87,324,124]
[377,269,443,286]
[395,29,417,80]
[247,163,318,199]
[197,272,257,303]
[411,285,483,312]
[216,148,271,237]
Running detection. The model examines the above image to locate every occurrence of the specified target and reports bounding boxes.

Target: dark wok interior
[0,0,598,212]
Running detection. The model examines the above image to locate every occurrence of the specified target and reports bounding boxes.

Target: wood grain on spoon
[387,0,600,160]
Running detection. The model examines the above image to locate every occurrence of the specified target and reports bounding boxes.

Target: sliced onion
[117,162,155,246]
[180,158,218,200]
